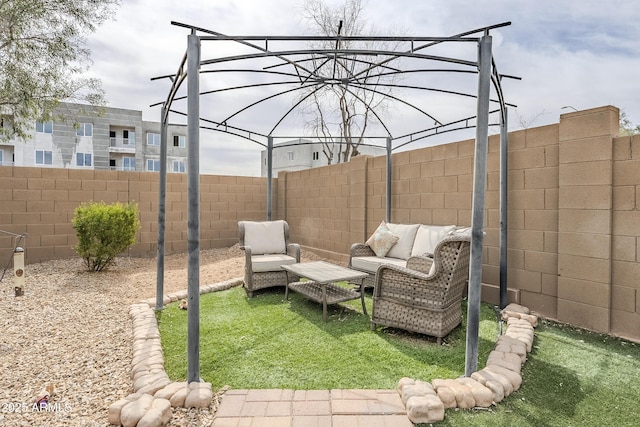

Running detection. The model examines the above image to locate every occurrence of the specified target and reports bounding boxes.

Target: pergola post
[267,136,273,221]
[386,137,392,223]
[186,30,201,384]
[465,34,492,377]
[156,104,168,310]
[500,108,509,309]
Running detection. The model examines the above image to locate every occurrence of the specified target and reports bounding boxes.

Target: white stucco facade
[260,139,386,177]
[0,102,188,172]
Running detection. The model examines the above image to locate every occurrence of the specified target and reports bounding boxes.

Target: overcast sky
[86,0,640,176]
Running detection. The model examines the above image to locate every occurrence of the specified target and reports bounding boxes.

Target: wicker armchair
[238,220,300,297]
[370,233,471,344]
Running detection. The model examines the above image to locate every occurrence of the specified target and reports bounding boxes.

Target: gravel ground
[0,244,255,426]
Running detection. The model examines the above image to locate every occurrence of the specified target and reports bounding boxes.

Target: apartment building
[260,139,386,177]
[0,102,187,173]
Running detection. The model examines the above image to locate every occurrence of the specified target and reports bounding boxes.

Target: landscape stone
[154,382,188,400]
[120,393,154,427]
[184,383,214,408]
[484,365,522,391]
[456,377,493,407]
[397,377,416,394]
[136,398,172,427]
[405,395,445,424]
[169,387,188,407]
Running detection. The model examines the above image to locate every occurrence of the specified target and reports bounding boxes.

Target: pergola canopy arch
[153,21,517,150]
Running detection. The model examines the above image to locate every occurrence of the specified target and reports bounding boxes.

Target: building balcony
[109,137,136,154]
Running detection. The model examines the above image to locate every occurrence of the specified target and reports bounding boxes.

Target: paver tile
[331,398,370,414]
[291,415,332,427]
[332,415,362,427]
[241,401,268,417]
[367,393,405,414]
[266,401,293,416]
[212,417,240,427]
[305,390,331,400]
[216,395,247,417]
[248,416,291,427]
[292,400,331,416]
[246,389,286,401]
[334,389,378,400]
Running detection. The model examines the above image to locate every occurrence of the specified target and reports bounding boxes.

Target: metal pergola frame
[151,21,518,383]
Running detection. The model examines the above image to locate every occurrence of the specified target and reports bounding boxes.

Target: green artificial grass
[158,286,640,426]
[435,320,640,427]
[157,286,498,390]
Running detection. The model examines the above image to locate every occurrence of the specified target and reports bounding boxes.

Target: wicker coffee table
[282,261,369,322]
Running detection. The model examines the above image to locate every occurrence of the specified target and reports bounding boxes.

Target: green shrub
[72,201,140,271]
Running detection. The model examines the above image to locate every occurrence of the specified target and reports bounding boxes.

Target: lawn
[436,320,640,426]
[158,286,640,426]
[158,286,498,389]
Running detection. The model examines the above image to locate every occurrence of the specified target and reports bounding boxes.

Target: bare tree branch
[298,0,401,164]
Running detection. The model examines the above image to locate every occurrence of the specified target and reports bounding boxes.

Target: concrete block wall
[278,157,357,262]
[611,132,640,339]
[557,106,618,334]
[0,168,268,264]
[2,105,638,342]
[279,105,637,341]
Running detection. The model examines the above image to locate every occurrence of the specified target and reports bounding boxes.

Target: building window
[76,123,93,137]
[172,160,185,173]
[123,157,135,171]
[173,135,186,148]
[36,121,53,134]
[35,150,53,165]
[124,130,135,145]
[0,150,3,165]
[146,159,160,171]
[288,151,294,161]
[76,152,92,167]
[109,159,116,169]
[312,151,319,160]
[147,133,160,146]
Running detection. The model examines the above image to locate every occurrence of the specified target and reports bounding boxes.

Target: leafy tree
[0,0,120,141]
[619,110,640,136]
[299,0,400,164]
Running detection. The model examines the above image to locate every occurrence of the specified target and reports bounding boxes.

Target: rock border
[108,278,243,427]
[398,303,538,424]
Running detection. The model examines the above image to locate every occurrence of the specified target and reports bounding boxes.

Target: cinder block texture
[3,105,638,341]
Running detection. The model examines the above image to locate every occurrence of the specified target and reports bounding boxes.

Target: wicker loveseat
[238,220,300,297]
[348,222,456,288]
[370,231,471,344]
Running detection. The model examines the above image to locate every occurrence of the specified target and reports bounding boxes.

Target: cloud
[84,0,640,176]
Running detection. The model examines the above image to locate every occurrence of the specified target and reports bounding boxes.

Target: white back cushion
[410,224,456,257]
[386,223,420,260]
[243,221,286,255]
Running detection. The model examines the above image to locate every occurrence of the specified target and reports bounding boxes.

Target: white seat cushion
[386,223,420,260]
[411,224,456,257]
[351,256,407,274]
[243,221,286,255]
[251,254,297,272]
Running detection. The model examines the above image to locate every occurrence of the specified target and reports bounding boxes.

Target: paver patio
[213,388,413,427]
